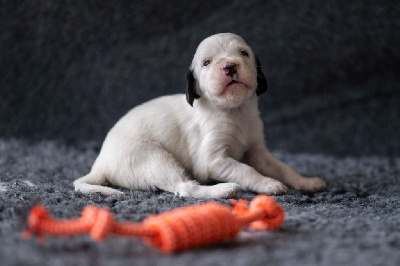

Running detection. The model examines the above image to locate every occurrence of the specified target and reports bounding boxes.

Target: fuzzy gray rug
[1,139,399,266]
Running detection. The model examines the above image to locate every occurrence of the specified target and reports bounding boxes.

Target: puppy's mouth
[226,79,247,88]
[219,79,249,97]
[227,80,242,86]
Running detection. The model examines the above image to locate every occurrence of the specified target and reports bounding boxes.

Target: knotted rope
[23,195,284,253]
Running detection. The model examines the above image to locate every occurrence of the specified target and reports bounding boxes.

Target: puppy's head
[186,33,267,108]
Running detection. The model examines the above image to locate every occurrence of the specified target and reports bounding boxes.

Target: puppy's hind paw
[255,179,288,195]
[296,177,327,192]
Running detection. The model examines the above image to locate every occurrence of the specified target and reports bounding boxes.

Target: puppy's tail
[73,172,123,196]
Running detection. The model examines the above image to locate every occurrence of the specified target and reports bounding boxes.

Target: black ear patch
[186,70,200,106]
[255,56,268,96]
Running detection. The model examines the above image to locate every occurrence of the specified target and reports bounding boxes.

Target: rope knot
[88,208,115,241]
[22,204,49,240]
[231,199,249,214]
[248,195,285,230]
[80,206,115,241]
[27,205,49,231]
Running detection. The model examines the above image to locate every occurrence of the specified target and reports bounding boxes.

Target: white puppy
[74,33,326,198]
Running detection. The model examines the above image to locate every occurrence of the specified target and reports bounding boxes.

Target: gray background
[1,0,399,156]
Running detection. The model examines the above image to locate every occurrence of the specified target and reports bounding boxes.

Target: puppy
[74,33,326,198]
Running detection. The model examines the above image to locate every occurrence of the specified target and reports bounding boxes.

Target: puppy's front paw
[296,177,327,192]
[255,178,288,195]
[211,183,242,199]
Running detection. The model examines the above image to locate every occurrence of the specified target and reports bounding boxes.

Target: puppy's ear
[255,56,268,96]
[186,70,200,106]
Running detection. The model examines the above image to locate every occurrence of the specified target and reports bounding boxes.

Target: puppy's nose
[223,63,237,76]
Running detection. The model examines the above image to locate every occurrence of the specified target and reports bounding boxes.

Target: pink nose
[223,63,237,76]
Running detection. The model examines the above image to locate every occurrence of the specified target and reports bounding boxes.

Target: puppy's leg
[244,148,327,192]
[207,157,288,195]
[73,171,124,196]
[177,182,241,199]
[116,142,241,199]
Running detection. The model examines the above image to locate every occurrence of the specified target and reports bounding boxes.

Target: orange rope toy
[22,195,284,253]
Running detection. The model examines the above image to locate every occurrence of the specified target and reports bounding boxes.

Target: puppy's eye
[240,50,249,57]
[203,60,211,67]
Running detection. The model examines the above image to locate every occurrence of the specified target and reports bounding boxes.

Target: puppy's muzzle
[223,63,238,76]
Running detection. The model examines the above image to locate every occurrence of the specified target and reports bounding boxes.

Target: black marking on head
[255,56,268,96]
[186,70,200,106]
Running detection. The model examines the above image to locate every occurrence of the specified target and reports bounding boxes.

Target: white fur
[74,33,326,198]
